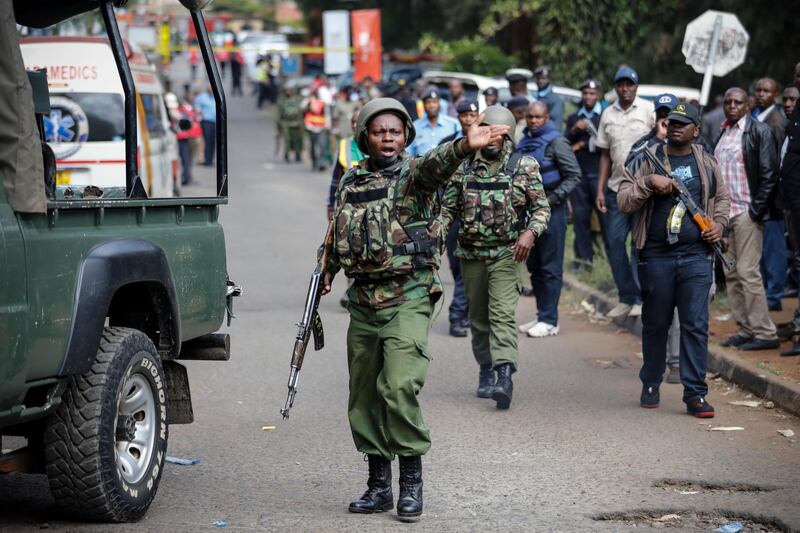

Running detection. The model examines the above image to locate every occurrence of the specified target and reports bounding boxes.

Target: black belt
[393,240,436,256]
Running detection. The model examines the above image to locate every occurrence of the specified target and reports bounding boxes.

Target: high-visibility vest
[304,99,327,129]
[338,138,364,169]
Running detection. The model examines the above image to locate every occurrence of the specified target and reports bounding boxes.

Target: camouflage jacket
[442,142,550,260]
[277,95,304,127]
[327,140,470,309]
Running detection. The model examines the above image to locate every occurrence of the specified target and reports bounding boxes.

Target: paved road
[2,84,800,533]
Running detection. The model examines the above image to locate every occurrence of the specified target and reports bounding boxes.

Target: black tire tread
[44,326,161,522]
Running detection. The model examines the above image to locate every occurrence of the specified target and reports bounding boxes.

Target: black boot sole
[397,510,422,522]
[349,501,394,514]
[492,389,511,409]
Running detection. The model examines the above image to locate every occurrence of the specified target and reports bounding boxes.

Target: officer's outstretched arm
[412,118,509,192]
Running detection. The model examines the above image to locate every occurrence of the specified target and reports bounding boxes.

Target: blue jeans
[638,254,713,402]
[602,188,641,305]
[527,202,567,325]
[201,120,215,165]
[178,139,192,185]
[446,221,468,323]
[571,175,599,267]
[761,218,787,308]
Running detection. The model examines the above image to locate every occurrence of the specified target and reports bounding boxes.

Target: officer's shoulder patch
[517,154,540,172]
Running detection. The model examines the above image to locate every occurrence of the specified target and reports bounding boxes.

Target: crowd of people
[266,58,800,522]
[269,63,800,414]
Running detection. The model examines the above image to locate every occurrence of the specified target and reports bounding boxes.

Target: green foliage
[291,0,799,91]
[210,0,273,19]
[420,35,518,77]
[477,0,673,88]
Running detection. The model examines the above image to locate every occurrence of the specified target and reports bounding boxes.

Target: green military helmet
[481,105,518,147]
[355,97,416,154]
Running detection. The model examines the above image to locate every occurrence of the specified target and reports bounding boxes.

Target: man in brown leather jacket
[618,103,729,418]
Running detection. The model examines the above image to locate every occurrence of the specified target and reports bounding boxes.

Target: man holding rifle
[618,103,729,418]
[319,98,509,522]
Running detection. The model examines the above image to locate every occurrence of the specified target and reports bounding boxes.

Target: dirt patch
[654,479,778,494]
[711,301,800,385]
[594,509,790,532]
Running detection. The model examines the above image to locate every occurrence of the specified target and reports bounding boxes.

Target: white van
[21,37,179,197]
[422,70,581,110]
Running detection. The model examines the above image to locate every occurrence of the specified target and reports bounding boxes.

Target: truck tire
[44,327,169,522]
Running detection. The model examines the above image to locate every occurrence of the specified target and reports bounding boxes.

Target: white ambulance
[21,37,179,197]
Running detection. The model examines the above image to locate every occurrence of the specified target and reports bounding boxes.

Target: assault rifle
[640,146,735,271]
[281,222,335,420]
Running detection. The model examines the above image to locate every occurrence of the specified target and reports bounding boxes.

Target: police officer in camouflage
[321,98,509,521]
[276,86,304,162]
[441,106,550,409]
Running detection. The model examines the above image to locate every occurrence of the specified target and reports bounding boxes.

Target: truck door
[0,190,28,406]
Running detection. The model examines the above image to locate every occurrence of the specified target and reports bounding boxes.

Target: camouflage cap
[355,97,416,154]
[481,105,517,146]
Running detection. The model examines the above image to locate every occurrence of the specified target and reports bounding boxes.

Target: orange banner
[351,9,381,83]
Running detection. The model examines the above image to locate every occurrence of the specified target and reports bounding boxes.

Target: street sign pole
[699,14,722,109]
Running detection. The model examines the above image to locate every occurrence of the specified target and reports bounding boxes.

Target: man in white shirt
[407,88,460,157]
[595,66,655,319]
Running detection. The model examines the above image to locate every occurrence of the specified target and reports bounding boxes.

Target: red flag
[351,9,381,83]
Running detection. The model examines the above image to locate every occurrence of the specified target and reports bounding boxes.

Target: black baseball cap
[533,65,551,78]
[483,87,498,96]
[667,102,700,126]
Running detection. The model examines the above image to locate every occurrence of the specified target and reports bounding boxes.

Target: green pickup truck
[0,0,238,522]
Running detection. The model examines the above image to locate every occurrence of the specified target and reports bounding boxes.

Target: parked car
[422,70,581,110]
[604,84,701,104]
[239,31,289,83]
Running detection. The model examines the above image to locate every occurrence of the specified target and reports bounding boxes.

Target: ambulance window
[140,94,166,138]
[47,93,125,142]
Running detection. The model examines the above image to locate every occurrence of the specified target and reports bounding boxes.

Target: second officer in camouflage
[442,105,550,409]
[321,98,510,521]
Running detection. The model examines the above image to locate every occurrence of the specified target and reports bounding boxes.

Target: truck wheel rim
[115,374,157,484]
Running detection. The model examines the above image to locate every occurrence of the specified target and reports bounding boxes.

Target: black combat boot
[348,455,394,513]
[397,456,423,522]
[476,364,495,398]
[492,363,514,410]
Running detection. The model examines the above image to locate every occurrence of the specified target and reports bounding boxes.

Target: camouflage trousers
[281,125,303,157]
[346,296,433,459]
[462,250,521,370]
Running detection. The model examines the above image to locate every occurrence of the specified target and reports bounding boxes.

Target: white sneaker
[518,320,538,333]
[606,302,632,319]
[628,304,642,318]
[527,322,560,338]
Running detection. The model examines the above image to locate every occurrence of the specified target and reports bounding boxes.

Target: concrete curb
[563,273,800,418]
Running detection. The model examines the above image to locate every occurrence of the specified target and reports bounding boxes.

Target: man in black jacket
[754,78,789,311]
[516,101,581,337]
[565,79,603,271]
[715,87,780,351]
[778,63,800,356]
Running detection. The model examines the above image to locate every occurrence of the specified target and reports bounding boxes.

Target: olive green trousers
[346,296,433,459]
[461,251,521,370]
